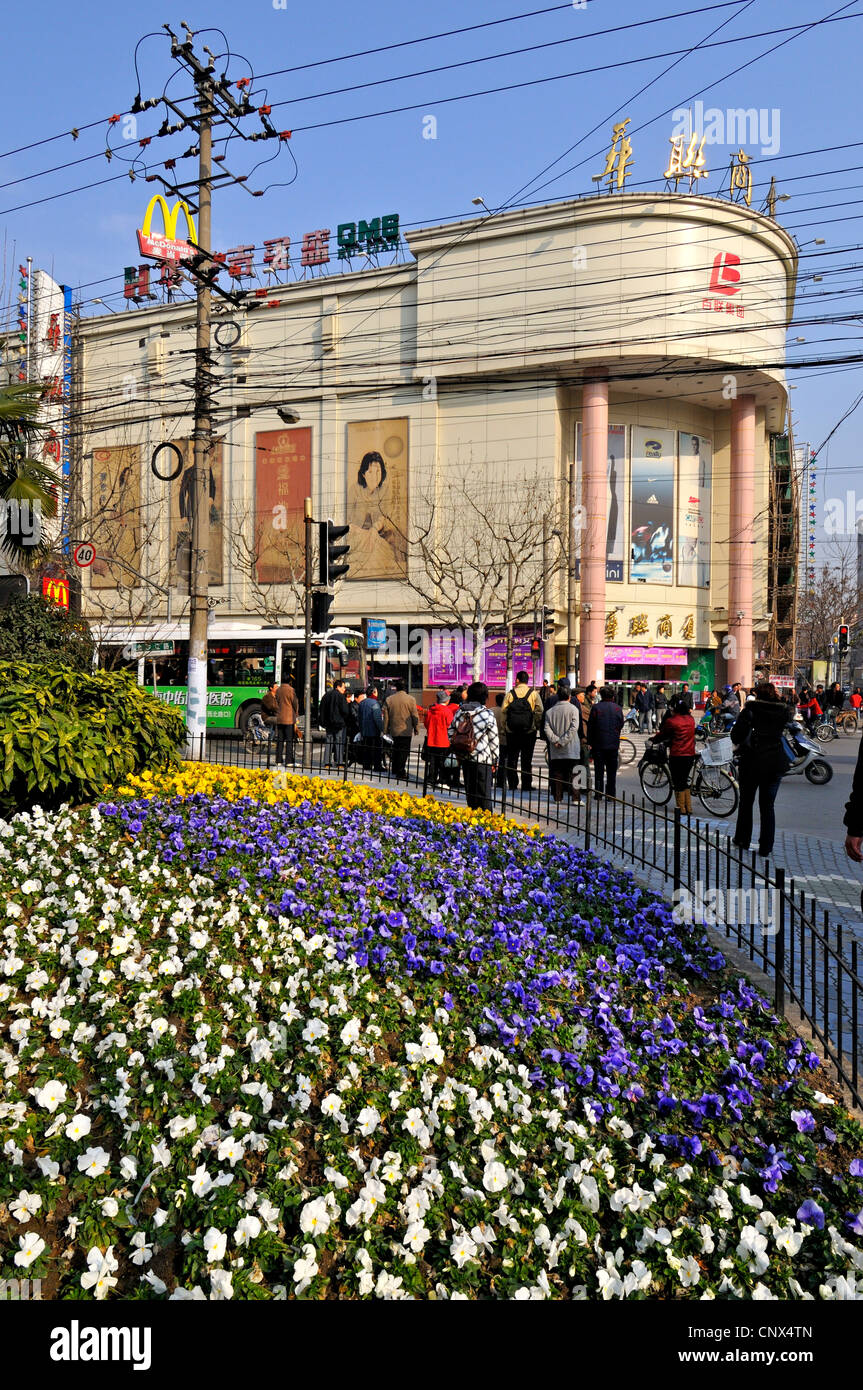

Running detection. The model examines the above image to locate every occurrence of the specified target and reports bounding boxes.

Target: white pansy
[9,1191,42,1223]
[203,1227,227,1264]
[482,1160,509,1193]
[34,1079,67,1112]
[299,1197,331,1237]
[356,1106,380,1136]
[77,1146,111,1178]
[340,1018,361,1045]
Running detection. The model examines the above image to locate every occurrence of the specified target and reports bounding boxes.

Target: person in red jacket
[423,690,456,789]
[652,694,696,814]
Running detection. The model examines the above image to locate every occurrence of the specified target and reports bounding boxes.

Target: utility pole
[303,497,313,771]
[505,558,515,692]
[567,459,577,682]
[541,514,552,681]
[147,23,265,754]
[184,71,214,759]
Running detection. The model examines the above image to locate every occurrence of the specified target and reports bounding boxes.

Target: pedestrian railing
[186,730,862,1109]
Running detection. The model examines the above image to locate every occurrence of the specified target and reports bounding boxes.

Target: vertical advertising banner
[346,418,408,579]
[677,432,712,588]
[90,445,141,588]
[575,423,626,581]
[169,439,224,588]
[254,427,311,584]
[629,427,675,585]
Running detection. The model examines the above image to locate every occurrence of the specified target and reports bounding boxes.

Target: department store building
[78,188,797,696]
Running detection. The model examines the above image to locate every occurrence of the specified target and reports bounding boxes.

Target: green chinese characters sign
[155,684,265,729]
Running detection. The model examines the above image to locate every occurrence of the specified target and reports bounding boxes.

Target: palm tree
[0,382,60,566]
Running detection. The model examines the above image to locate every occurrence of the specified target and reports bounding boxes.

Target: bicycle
[638,747,739,817]
[814,714,839,743]
[836,709,859,736]
[618,736,637,766]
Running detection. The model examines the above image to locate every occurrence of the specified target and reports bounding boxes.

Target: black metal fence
[186,729,862,1109]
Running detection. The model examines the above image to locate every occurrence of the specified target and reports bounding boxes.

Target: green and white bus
[97,622,367,733]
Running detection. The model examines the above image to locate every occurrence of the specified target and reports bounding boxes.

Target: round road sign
[73,542,96,568]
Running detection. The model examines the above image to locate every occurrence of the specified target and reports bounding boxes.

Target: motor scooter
[781,724,833,784]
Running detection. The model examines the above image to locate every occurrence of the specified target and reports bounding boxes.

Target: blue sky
[1,0,860,549]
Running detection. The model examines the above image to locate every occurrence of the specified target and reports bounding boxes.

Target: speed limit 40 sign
[73,542,96,568]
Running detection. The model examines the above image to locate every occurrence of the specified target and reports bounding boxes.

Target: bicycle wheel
[815,722,835,743]
[694,766,738,817]
[618,737,636,766]
[640,761,672,805]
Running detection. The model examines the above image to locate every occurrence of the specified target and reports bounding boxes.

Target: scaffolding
[766,431,798,675]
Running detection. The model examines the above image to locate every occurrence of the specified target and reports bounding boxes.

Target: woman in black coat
[730,681,791,857]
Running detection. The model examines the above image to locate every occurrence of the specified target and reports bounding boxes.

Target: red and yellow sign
[137,196,197,264]
[42,575,69,609]
[254,428,311,583]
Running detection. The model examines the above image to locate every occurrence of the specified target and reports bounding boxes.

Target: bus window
[153,652,189,686]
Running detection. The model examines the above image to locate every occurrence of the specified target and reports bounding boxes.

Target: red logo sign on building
[708,251,742,296]
[42,576,69,609]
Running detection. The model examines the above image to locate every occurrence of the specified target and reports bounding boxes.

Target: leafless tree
[795,540,861,664]
[385,472,563,681]
[226,502,305,625]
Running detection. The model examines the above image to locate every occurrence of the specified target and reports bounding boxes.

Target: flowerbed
[121,763,537,838]
[1,779,862,1301]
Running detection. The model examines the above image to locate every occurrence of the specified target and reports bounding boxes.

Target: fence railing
[186,728,862,1109]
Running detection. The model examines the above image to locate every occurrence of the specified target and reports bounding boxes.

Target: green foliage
[0,662,185,815]
[0,383,61,565]
[0,595,95,671]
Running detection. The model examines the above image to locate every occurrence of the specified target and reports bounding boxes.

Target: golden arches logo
[42,577,69,609]
[137,197,197,262]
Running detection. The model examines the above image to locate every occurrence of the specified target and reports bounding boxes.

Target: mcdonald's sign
[42,575,69,609]
[137,196,197,264]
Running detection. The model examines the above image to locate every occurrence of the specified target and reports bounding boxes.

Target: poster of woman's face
[346,419,408,579]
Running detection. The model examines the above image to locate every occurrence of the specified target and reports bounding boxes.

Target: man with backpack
[501,671,542,793]
[448,681,499,810]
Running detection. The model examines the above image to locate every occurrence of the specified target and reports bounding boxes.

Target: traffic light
[530,638,541,658]
[318,520,350,586]
[542,605,555,640]
[312,590,334,634]
[839,624,849,652]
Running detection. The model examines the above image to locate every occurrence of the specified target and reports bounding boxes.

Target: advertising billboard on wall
[677,432,712,588]
[90,445,141,589]
[629,427,675,585]
[169,439,224,588]
[346,419,408,580]
[427,627,536,687]
[254,428,311,584]
[575,422,626,582]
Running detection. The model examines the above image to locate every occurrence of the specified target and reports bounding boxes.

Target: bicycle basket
[642,741,668,764]
[701,736,733,767]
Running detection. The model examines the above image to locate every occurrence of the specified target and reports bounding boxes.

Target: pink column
[727,393,756,687]
[579,376,609,687]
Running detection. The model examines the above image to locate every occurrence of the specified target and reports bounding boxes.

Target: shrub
[0,594,94,672]
[0,662,185,815]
